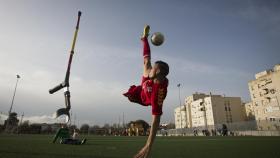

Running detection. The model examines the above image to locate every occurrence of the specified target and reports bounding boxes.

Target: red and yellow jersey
[141,77,168,115]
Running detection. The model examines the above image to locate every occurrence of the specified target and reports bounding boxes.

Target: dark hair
[155,60,169,77]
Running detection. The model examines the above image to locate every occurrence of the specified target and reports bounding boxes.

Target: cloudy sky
[0,0,279,126]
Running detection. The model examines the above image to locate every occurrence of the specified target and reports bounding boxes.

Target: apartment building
[174,106,187,129]
[175,93,246,129]
[190,94,246,129]
[245,64,280,130]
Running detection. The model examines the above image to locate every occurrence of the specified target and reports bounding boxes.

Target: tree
[18,120,29,134]
[4,112,19,133]
[134,120,149,131]
[29,124,42,134]
[89,125,99,134]
[112,123,118,129]
[80,124,89,134]
[166,123,175,129]
[92,125,100,129]
[128,120,150,136]
[103,123,110,129]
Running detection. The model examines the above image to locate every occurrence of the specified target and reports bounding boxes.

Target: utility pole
[73,114,76,126]
[19,112,24,125]
[122,112,125,128]
[118,115,121,128]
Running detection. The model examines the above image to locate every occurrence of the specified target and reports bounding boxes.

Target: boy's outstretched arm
[134,115,160,158]
[147,115,161,146]
[142,25,152,78]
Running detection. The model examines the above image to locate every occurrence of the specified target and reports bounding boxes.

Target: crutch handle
[49,83,64,94]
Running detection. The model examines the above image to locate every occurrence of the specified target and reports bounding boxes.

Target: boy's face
[149,63,159,79]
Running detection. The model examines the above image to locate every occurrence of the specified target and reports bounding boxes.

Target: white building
[174,106,187,129]
[175,93,246,129]
[191,94,246,129]
[244,64,280,130]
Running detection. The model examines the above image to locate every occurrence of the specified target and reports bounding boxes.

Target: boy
[52,125,86,145]
[123,25,169,158]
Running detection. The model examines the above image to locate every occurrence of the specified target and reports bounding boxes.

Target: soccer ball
[151,32,164,46]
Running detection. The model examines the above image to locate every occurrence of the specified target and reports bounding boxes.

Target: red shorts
[123,77,149,106]
[123,77,168,116]
[123,85,145,106]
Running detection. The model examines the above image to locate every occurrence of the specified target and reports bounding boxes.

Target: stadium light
[177,83,183,129]
[8,74,21,115]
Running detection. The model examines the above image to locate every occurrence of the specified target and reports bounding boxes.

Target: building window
[255,102,258,106]
[263,88,269,95]
[225,107,227,111]
[228,107,231,111]
[266,79,272,85]
[266,97,271,103]
[251,86,254,91]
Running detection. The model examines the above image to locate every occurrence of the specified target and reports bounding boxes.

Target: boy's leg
[123,25,152,106]
[142,25,152,78]
[123,85,145,105]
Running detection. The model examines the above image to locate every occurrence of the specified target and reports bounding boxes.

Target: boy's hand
[142,25,150,39]
[134,144,151,158]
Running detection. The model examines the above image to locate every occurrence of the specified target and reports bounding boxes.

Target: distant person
[52,125,86,145]
[123,25,169,158]
[72,129,79,139]
[222,124,228,136]
[193,129,198,136]
[217,128,222,136]
[211,129,217,136]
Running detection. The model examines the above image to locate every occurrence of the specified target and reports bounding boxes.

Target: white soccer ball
[151,32,164,46]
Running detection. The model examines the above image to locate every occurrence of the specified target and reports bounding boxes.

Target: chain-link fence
[157,120,280,136]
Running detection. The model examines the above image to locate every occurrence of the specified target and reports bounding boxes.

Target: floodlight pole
[177,84,183,129]
[8,75,20,116]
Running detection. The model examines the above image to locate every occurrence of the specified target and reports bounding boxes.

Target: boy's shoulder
[158,78,168,86]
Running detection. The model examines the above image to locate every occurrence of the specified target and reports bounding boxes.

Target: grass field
[0,134,280,158]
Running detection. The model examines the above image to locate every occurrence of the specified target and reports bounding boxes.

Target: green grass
[0,134,280,158]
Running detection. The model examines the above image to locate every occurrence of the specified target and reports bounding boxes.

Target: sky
[0,0,279,126]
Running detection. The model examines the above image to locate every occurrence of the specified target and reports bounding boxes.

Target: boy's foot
[81,139,87,145]
[142,25,150,39]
